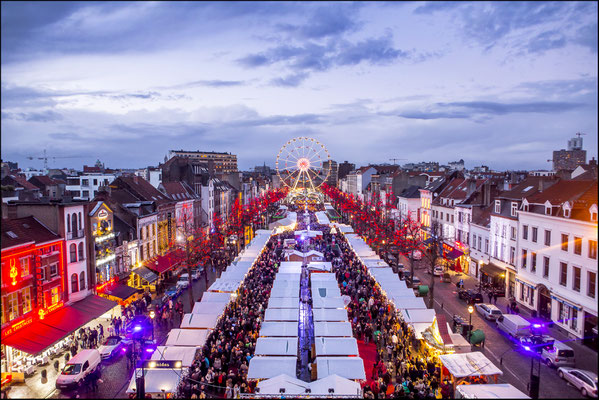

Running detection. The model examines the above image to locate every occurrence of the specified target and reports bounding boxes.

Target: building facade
[167,150,238,174]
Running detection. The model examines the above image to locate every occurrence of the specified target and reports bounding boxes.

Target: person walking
[492,292,498,305]
[487,290,493,304]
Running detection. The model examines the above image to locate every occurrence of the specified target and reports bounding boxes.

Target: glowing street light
[468,305,474,342]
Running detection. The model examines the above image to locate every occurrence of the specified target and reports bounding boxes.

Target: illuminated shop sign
[96,254,116,266]
[96,277,117,293]
[1,300,64,339]
[98,209,108,219]
[95,232,115,243]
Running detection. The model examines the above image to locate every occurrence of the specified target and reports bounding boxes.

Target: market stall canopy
[310,374,362,397]
[312,308,349,322]
[131,266,158,283]
[165,329,211,347]
[270,286,300,298]
[264,308,300,322]
[316,357,366,380]
[192,301,227,316]
[272,280,301,291]
[332,223,353,233]
[312,296,345,309]
[247,357,297,380]
[314,322,353,337]
[310,273,337,282]
[401,308,436,324]
[314,337,358,356]
[256,374,310,395]
[200,292,233,303]
[278,262,302,274]
[255,338,299,356]
[439,352,503,378]
[126,368,181,394]
[390,296,426,311]
[259,321,299,337]
[294,229,323,237]
[208,278,241,293]
[455,384,529,399]
[150,346,198,368]
[362,259,389,268]
[275,273,301,282]
[146,251,182,275]
[314,211,330,224]
[180,313,220,329]
[307,261,333,272]
[219,269,247,281]
[311,285,341,298]
[267,297,300,309]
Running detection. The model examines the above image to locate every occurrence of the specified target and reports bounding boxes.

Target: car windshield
[62,364,81,375]
[491,310,502,314]
[106,337,120,345]
[168,286,177,292]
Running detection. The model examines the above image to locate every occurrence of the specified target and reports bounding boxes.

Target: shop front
[146,251,183,282]
[97,277,140,306]
[480,263,506,296]
[442,242,468,274]
[129,266,158,294]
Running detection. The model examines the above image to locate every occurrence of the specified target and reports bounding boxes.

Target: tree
[421,219,446,308]
[392,216,425,287]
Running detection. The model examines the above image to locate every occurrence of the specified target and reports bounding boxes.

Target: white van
[55,349,101,390]
[495,314,530,338]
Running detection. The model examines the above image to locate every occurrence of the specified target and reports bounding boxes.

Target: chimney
[466,179,477,197]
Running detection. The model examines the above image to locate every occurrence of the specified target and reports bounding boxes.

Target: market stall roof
[310,374,362,397]
[207,278,241,293]
[200,292,233,303]
[1,295,117,355]
[100,283,139,300]
[247,357,298,380]
[310,273,337,282]
[401,308,436,324]
[311,285,341,298]
[259,321,299,337]
[362,259,389,268]
[390,296,427,311]
[180,313,220,329]
[332,223,354,233]
[439,352,503,378]
[264,308,299,322]
[267,297,300,309]
[150,346,198,368]
[131,266,158,283]
[256,374,310,395]
[126,368,181,394]
[277,262,302,274]
[314,337,358,356]
[192,301,227,316]
[312,308,349,322]
[314,211,331,224]
[456,384,529,399]
[389,289,419,300]
[255,338,299,356]
[275,272,301,281]
[270,286,300,298]
[294,229,323,237]
[219,269,247,281]
[272,280,301,291]
[255,229,274,236]
[312,296,345,309]
[165,329,211,347]
[314,322,353,337]
[316,357,366,380]
[307,261,333,272]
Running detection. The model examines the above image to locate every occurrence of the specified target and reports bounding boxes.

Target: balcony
[67,229,85,240]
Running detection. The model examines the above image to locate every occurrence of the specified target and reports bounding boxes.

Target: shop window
[71,273,79,293]
[78,242,85,260]
[561,234,568,251]
[570,308,578,330]
[22,287,31,314]
[543,256,550,278]
[20,257,30,277]
[50,263,58,277]
[519,283,524,301]
[532,227,538,243]
[544,230,551,246]
[573,267,581,292]
[558,302,565,323]
[588,272,596,299]
[573,237,582,255]
[80,271,86,290]
[70,243,77,263]
[560,262,568,286]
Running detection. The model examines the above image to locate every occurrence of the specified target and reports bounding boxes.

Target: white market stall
[310,374,362,397]
[390,297,427,311]
[256,374,310,395]
[312,296,345,309]
[259,321,299,337]
[439,352,503,392]
[272,280,301,291]
[150,346,198,368]
[192,301,227,316]
[200,292,233,303]
[180,313,220,329]
[165,329,211,347]
[314,322,353,337]
[277,262,303,274]
[208,278,241,293]
[362,259,389,268]
[310,273,337,282]
[255,338,299,356]
[401,308,437,339]
[275,272,301,281]
[314,337,359,356]
[247,357,297,380]
[455,384,530,399]
[307,261,333,272]
[294,229,323,238]
[316,357,366,380]
[270,286,300,298]
[268,297,300,309]
[311,285,341,298]
[264,308,300,322]
[126,367,182,397]
[312,308,348,322]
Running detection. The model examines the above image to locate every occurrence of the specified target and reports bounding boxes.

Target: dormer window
[494,200,501,214]
[511,202,518,217]
[591,205,598,222]
[563,202,571,219]
[545,201,552,216]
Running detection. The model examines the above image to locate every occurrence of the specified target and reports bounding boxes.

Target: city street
[405,256,593,399]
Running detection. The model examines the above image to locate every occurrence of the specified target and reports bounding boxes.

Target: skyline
[1,1,598,171]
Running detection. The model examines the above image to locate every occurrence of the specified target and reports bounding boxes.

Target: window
[560,262,568,286]
[451,214,454,223]
[473,234,477,248]
[521,249,527,269]
[71,213,78,234]
[485,239,489,253]
[70,243,77,263]
[82,179,89,186]
[493,242,498,258]
[78,242,84,260]
[590,240,598,259]
[510,227,516,240]
[20,257,30,277]
[511,202,517,217]
[564,208,571,218]
[573,267,581,292]
[543,256,550,278]
[80,271,86,290]
[5,292,19,322]
[561,234,568,251]
[570,308,578,330]
[494,200,500,214]
[67,214,71,232]
[79,212,82,230]
[573,237,582,255]
[545,205,551,215]
[93,179,98,186]
[510,247,515,265]
[523,203,529,212]
[588,272,596,298]
[531,252,537,273]
[71,273,79,293]
[82,190,89,198]
[522,225,528,240]
[519,283,524,301]
[478,237,482,251]
[544,230,551,246]
[22,287,31,314]
[51,286,60,305]
[50,263,58,277]
[532,227,538,243]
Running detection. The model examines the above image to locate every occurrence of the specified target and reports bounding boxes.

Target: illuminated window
[51,287,60,305]
[6,292,19,321]
[590,240,597,260]
[22,287,31,314]
[521,249,527,269]
[561,234,568,251]
[531,252,537,273]
[20,257,30,277]
[573,237,582,255]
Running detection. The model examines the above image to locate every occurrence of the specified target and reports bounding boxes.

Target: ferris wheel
[276,137,330,193]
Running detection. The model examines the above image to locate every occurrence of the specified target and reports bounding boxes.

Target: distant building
[448,159,465,171]
[168,150,238,174]
[66,172,116,200]
[553,134,587,171]
[337,161,355,182]
[324,160,339,187]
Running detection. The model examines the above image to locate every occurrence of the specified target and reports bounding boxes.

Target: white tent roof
[439,352,503,378]
[369,267,396,278]
[312,296,345,309]
[247,357,297,380]
[268,297,300,309]
[255,229,274,236]
[362,259,389,268]
[255,338,299,356]
[294,229,323,237]
[278,262,302,274]
[150,346,198,368]
[270,286,300,298]
[269,217,295,230]
[314,211,331,224]
[259,321,299,337]
[401,308,436,324]
[314,337,358,356]
[200,291,233,303]
[310,273,337,282]
[165,329,211,347]
[390,296,427,311]
[311,285,341,298]
[180,313,220,329]
[312,308,348,322]
[316,357,366,380]
[314,322,353,337]
[456,384,529,399]
[272,280,301,291]
[275,273,301,281]
[256,374,310,395]
[208,278,241,293]
[411,322,434,340]
[332,224,354,233]
[307,262,333,272]
[192,301,227,315]
[310,374,362,397]
[264,308,299,322]
[389,289,418,300]
[126,368,181,394]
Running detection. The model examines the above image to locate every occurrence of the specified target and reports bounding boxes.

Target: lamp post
[149,310,155,341]
[467,305,474,342]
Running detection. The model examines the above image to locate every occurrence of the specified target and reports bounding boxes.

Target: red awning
[436,314,453,346]
[147,252,183,275]
[2,295,117,355]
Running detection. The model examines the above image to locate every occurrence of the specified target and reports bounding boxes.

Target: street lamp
[149,311,155,341]
[467,305,474,342]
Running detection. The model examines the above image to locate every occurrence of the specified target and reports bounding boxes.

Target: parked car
[162,286,179,302]
[557,367,598,398]
[458,289,483,304]
[433,266,444,276]
[55,349,101,390]
[542,341,576,368]
[97,335,124,359]
[475,303,503,321]
[518,335,555,354]
[403,272,421,287]
[495,314,531,338]
[122,316,154,344]
[441,272,452,283]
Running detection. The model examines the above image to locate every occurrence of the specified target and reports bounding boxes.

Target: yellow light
[468,305,474,314]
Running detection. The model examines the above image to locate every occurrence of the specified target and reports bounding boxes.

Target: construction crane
[27,149,89,170]
[389,158,407,165]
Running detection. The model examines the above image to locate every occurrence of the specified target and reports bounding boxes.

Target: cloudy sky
[1,1,597,171]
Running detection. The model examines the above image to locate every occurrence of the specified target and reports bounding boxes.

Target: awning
[515,277,535,289]
[101,283,139,300]
[481,263,505,277]
[550,295,582,311]
[131,266,158,283]
[147,252,182,275]
[445,248,464,260]
[2,295,117,355]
